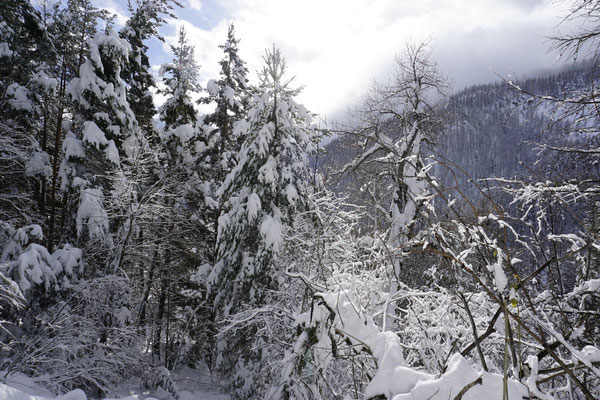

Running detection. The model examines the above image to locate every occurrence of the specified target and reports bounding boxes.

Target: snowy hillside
[436,62,599,195]
[322,62,599,214]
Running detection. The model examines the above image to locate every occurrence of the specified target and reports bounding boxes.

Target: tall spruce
[151,24,212,368]
[209,46,320,399]
[0,0,54,227]
[199,23,249,179]
[120,0,179,146]
[61,28,143,257]
[158,26,201,130]
[46,0,111,248]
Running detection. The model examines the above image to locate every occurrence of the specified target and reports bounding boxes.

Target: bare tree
[335,41,449,329]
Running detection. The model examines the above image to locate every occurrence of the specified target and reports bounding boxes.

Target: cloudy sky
[99,0,576,119]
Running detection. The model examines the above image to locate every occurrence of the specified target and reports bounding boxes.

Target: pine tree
[151,24,213,368]
[199,23,249,179]
[46,0,112,248]
[209,46,320,399]
[0,0,57,226]
[158,26,201,131]
[61,27,142,255]
[191,28,250,349]
[120,0,179,146]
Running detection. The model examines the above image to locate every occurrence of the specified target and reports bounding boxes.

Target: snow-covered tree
[343,41,447,247]
[208,45,320,399]
[45,0,112,248]
[199,23,249,179]
[120,0,179,145]
[158,26,201,130]
[61,28,142,253]
[338,42,448,330]
[145,23,216,369]
[0,0,56,228]
[182,28,250,359]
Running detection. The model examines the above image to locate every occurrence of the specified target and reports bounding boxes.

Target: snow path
[0,382,229,400]
[0,369,229,400]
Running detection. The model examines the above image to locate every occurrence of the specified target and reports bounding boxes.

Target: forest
[1,0,600,399]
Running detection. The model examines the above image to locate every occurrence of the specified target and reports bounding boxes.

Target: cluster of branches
[260,1,600,399]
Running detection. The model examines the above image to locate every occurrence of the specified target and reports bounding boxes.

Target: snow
[63,133,85,159]
[207,79,219,96]
[0,362,230,400]
[105,140,121,165]
[76,188,109,239]
[57,390,87,400]
[224,86,235,106]
[7,83,33,111]
[258,156,278,188]
[195,140,207,153]
[285,184,297,205]
[82,121,108,149]
[170,124,195,144]
[232,120,249,139]
[525,355,554,400]
[256,125,273,156]
[67,63,99,108]
[89,29,131,71]
[392,354,527,400]
[26,150,51,178]
[312,289,528,400]
[0,381,229,400]
[10,243,55,292]
[0,382,47,400]
[246,192,261,221]
[260,214,283,252]
[493,260,508,292]
[51,244,83,280]
[94,112,110,124]
[0,42,12,57]
[31,70,58,92]
[29,225,43,241]
[582,345,600,363]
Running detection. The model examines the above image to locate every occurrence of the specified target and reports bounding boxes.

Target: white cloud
[96,0,129,28]
[160,0,572,118]
[187,0,203,13]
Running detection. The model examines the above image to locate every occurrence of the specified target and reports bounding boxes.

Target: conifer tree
[193,26,250,331]
[61,28,143,254]
[158,26,201,130]
[0,0,54,227]
[151,24,211,367]
[120,0,179,146]
[209,46,320,399]
[46,0,112,248]
[199,24,249,179]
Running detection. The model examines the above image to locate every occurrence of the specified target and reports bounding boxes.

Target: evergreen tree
[151,24,213,368]
[208,46,320,399]
[120,0,179,146]
[158,26,201,130]
[191,28,250,349]
[199,23,249,179]
[61,28,143,255]
[46,0,112,248]
[0,0,56,227]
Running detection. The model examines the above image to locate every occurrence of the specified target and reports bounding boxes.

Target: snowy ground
[0,366,230,400]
